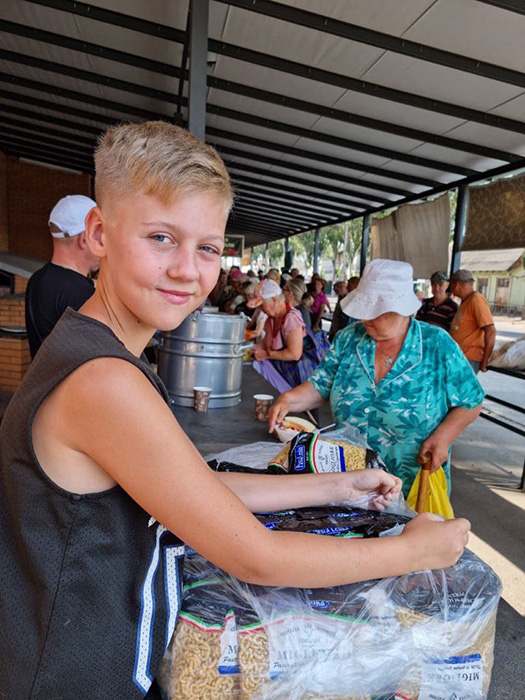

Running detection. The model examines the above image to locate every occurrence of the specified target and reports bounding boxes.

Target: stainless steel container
[158,311,248,408]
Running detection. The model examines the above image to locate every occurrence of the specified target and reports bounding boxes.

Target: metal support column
[313,228,320,274]
[359,215,370,275]
[284,236,293,270]
[450,185,469,275]
[188,0,209,140]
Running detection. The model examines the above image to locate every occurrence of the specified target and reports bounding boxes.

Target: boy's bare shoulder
[64,356,165,412]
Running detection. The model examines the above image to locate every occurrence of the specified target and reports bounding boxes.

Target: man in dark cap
[449,269,495,374]
[416,271,458,332]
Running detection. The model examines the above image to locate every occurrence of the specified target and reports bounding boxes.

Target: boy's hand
[402,513,470,570]
[268,394,290,433]
[343,469,402,509]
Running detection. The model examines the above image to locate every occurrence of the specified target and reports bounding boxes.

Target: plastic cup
[254,393,274,422]
[193,386,212,413]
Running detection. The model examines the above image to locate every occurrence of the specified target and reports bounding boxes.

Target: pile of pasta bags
[159,433,501,699]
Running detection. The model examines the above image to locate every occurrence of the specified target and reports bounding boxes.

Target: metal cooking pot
[158,311,250,408]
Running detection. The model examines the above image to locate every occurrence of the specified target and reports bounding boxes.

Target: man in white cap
[25,194,100,358]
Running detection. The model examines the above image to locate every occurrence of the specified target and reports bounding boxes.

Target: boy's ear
[85,206,106,257]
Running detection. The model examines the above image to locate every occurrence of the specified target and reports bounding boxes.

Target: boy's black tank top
[0,309,184,700]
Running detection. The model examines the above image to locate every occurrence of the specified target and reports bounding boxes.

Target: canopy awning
[1,0,525,246]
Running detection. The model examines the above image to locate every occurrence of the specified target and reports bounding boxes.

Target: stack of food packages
[159,432,501,699]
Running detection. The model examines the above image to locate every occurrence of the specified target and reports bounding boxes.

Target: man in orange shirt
[449,269,496,374]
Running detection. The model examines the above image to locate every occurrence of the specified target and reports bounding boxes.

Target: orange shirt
[450,292,494,362]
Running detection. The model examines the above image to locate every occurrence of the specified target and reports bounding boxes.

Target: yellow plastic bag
[407,466,454,519]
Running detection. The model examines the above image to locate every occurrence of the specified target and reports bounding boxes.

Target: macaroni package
[159,505,501,699]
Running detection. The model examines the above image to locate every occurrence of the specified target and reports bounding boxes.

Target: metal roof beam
[0,19,183,81]
[231,175,365,212]
[211,139,400,202]
[0,70,163,123]
[233,178,352,216]
[0,97,377,213]
[230,209,300,231]
[218,0,525,89]
[0,123,346,225]
[0,139,92,172]
[206,75,519,165]
[0,116,96,147]
[0,130,92,163]
[227,216,295,236]
[0,70,402,202]
[233,185,348,216]
[0,32,457,184]
[0,100,103,136]
[24,0,525,135]
[209,103,471,180]
[233,201,330,226]
[233,203,315,227]
[0,51,436,192]
[474,0,525,14]
[226,162,369,210]
[0,48,176,104]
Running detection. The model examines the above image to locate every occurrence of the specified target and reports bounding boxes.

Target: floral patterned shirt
[309,319,485,496]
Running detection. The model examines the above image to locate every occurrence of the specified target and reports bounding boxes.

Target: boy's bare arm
[61,358,469,588]
[215,470,401,513]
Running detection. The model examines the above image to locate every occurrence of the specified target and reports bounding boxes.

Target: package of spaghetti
[159,503,501,700]
[268,425,383,475]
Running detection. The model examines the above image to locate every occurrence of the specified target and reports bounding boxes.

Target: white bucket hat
[341,259,421,320]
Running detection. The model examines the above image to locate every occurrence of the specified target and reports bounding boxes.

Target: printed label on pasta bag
[418,654,483,700]
[218,611,240,675]
[267,616,351,679]
[311,440,346,473]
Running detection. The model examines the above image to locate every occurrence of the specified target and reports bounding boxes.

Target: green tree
[267,239,284,268]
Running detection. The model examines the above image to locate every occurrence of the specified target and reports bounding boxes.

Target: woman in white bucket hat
[270,259,485,497]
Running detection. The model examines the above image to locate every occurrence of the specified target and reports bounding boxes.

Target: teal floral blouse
[309,319,485,496]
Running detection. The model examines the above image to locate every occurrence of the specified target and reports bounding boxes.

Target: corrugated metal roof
[0,0,524,246]
[460,247,524,272]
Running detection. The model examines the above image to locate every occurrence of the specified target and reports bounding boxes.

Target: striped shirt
[416,296,458,331]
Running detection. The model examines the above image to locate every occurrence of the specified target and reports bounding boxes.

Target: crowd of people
[205,257,495,412]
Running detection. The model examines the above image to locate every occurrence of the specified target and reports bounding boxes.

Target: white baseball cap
[49,194,97,238]
[341,259,421,320]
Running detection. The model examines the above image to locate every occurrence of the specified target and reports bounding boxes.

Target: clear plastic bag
[159,505,501,700]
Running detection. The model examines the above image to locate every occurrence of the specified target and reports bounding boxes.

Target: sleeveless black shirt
[0,309,184,699]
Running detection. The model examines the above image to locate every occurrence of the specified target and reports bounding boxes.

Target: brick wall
[14,275,28,295]
[0,334,31,392]
[0,295,29,391]
[4,153,91,259]
[0,151,8,250]
[0,295,25,328]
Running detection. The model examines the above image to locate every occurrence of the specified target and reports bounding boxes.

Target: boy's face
[99,190,227,331]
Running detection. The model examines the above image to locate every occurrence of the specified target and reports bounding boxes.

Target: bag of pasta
[159,503,501,700]
[268,424,383,475]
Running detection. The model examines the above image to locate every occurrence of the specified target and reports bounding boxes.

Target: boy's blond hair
[94,121,233,212]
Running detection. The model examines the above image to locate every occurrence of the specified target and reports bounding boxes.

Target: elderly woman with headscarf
[269,260,485,496]
[250,278,328,394]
